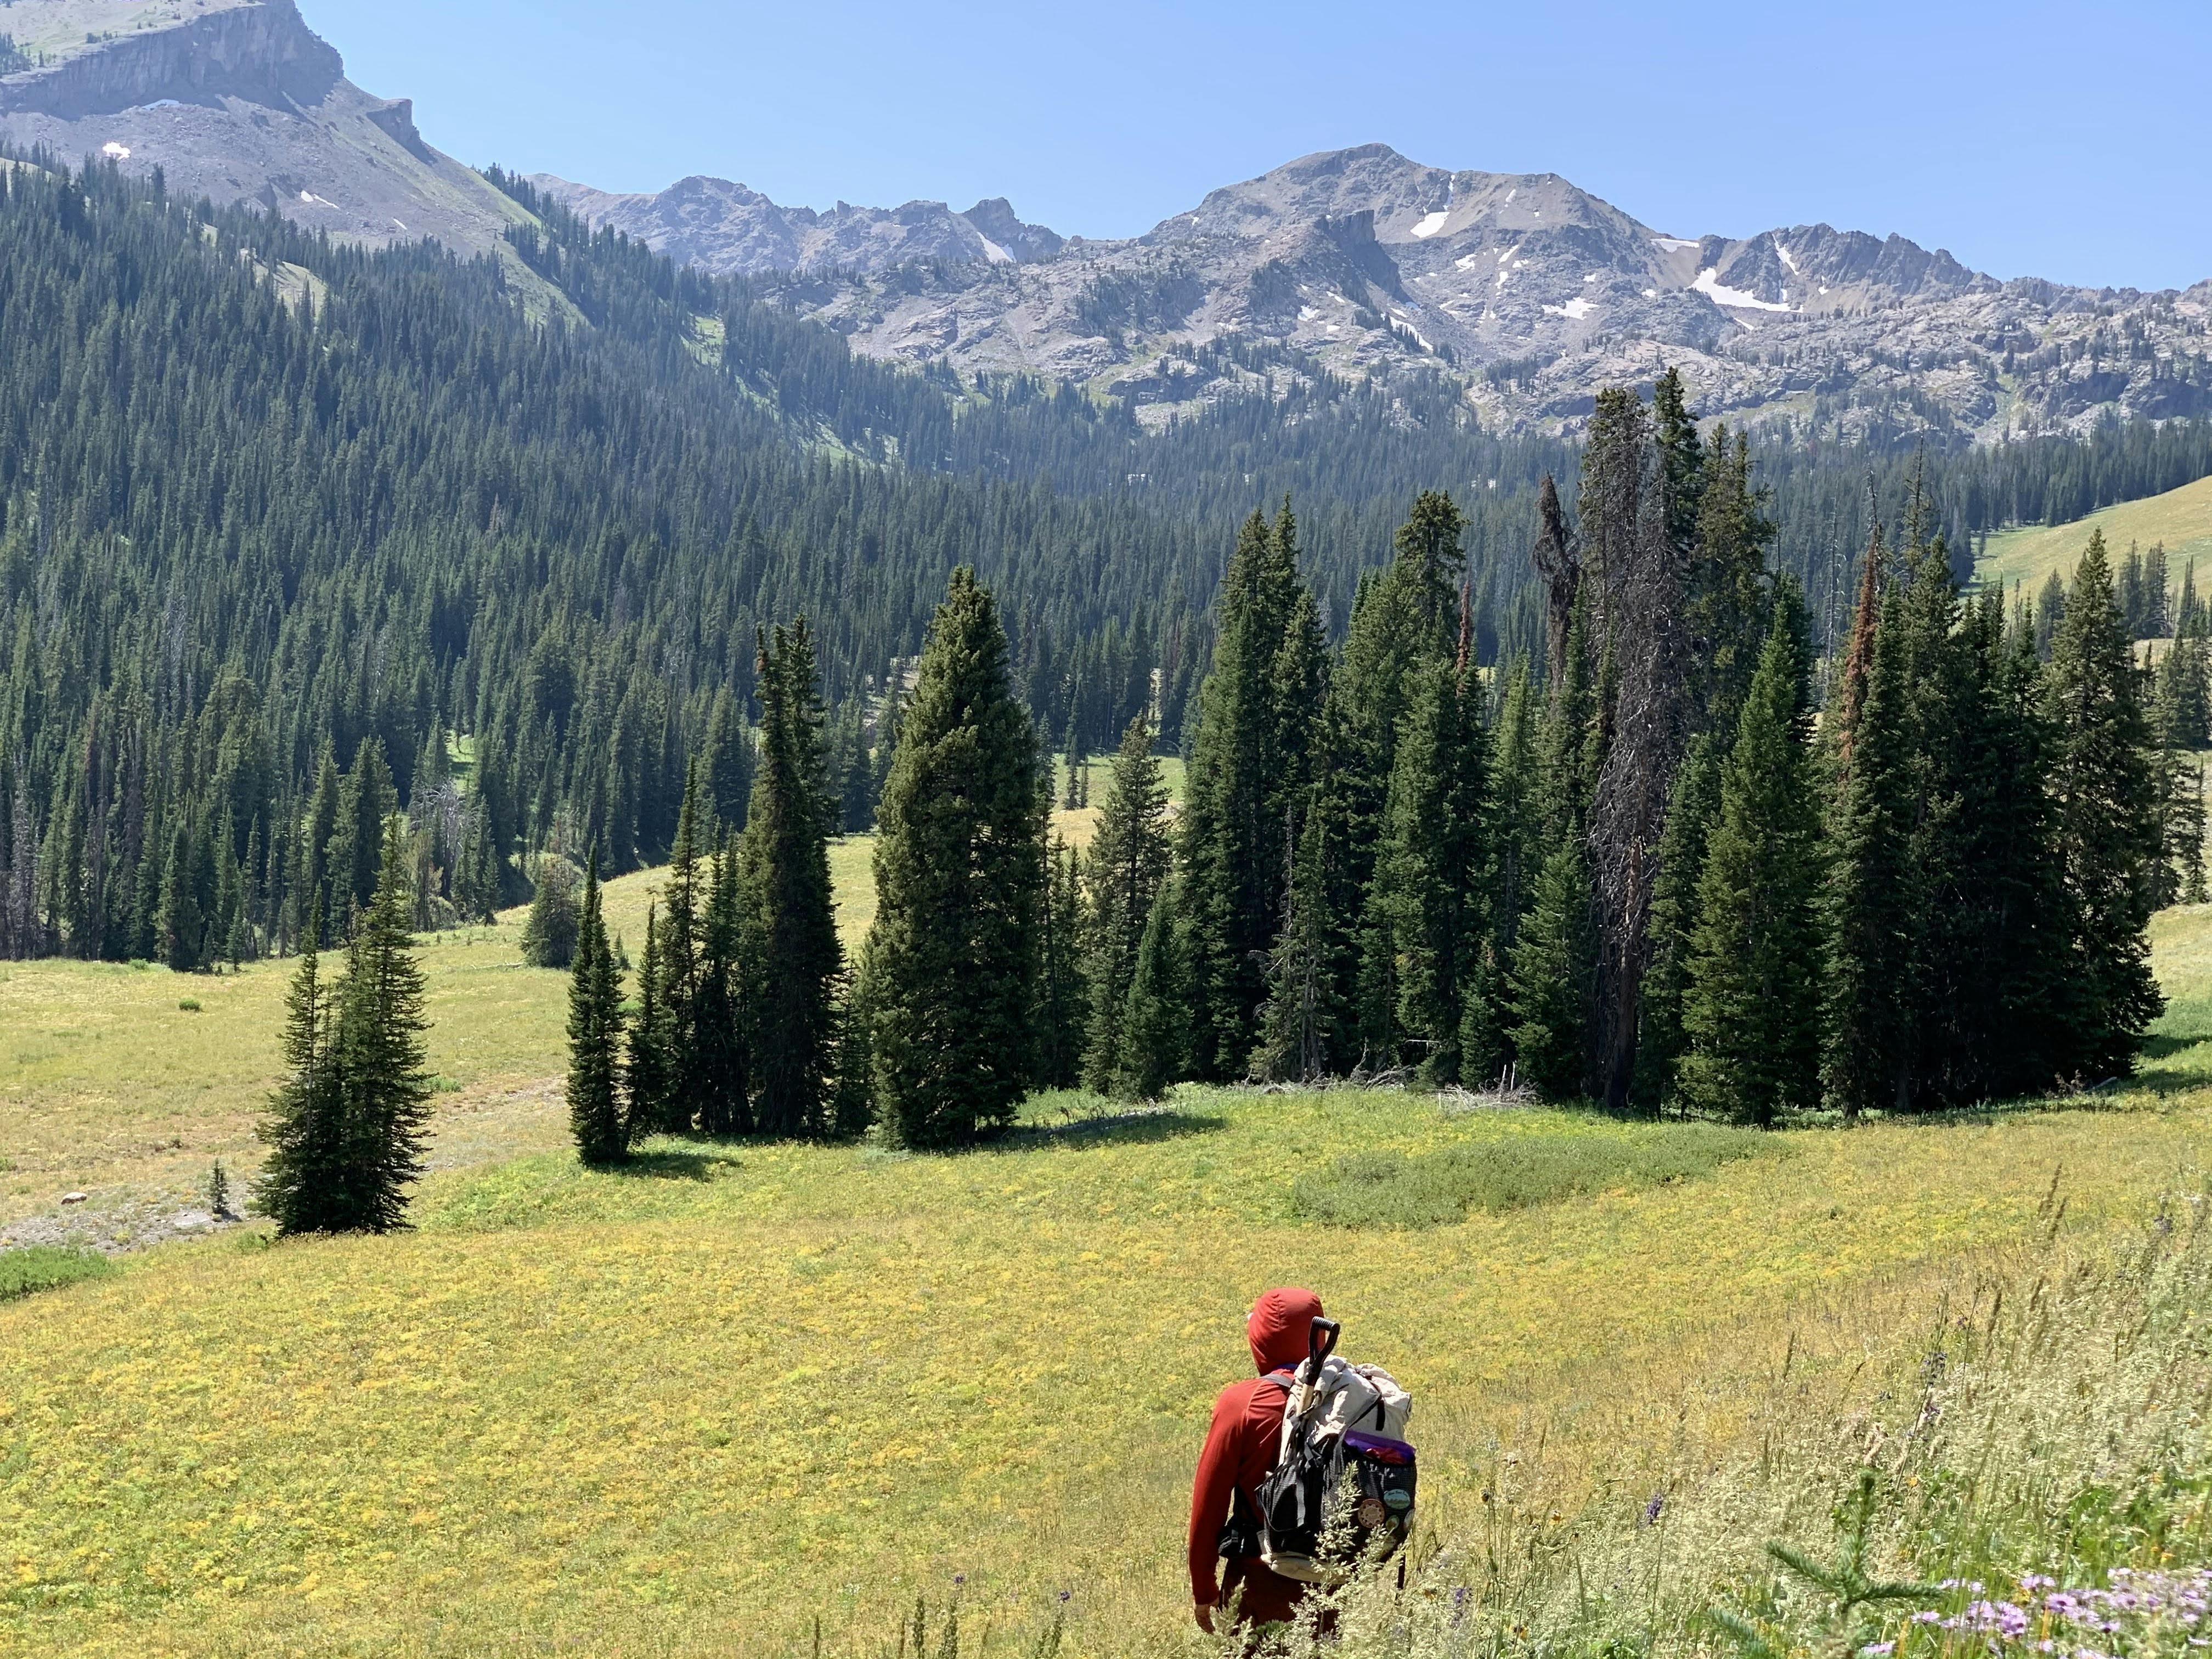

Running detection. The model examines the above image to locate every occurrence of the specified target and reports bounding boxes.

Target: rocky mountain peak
[527,172,1062,276]
[0,0,531,257]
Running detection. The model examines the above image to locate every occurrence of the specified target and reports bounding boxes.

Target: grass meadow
[1975,471,2212,596]
[1,836,2210,1656]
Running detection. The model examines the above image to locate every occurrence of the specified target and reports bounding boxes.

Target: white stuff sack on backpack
[1293,1357,1410,1445]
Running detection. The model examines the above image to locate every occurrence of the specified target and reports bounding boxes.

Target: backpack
[1251,1318,1417,1585]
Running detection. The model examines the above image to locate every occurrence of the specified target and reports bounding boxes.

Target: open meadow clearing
[1976,472,2212,595]
[0,886,2208,1653]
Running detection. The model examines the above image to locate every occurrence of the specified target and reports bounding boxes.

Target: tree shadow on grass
[2130,1030,2212,1097]
[991,1106,1228,1154]
[607,1147,747,1182]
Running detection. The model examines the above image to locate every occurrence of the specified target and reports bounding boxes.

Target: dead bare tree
[1582,394,1692,1113]
[1531,473,1579,692]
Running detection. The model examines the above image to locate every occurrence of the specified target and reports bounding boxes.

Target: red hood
[1247,1288,1325,1374]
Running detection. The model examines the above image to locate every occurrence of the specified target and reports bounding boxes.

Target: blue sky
[306,0,2209,292]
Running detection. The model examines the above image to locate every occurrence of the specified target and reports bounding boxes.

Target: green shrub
[1291,1122,1773,1228]
[0,1246,118,1302]
[177,997,202,1012]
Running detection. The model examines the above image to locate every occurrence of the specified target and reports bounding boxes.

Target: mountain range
[6,0,2209,444]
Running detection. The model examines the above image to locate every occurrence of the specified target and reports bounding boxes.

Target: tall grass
[0,1245,114,1302]
[1294,1187,2212,1659]
[1293,1123,1774,1228]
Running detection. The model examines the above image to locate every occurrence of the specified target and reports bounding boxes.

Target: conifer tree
[2047,529,2166,1077]
[1364,662,1490,1084]
[2154,633,2211,749]
[1822,586,1922,1118]
[323,826,435,1232]
[1081,715,1172,1092]
[624,902,675,1137]
[1178,504,1328,1081]
[301,741,341,943]
[1507,837,1595,1101]
[693,837,751,1135]
[1485,659,1543,955]
[831,940,879,1139]
[743,622,842,1136]
[701,687,754,832]
[254,923,340,1233]
[868,568,1045,1147]
[1633,736,1723,1109]
[566,860,627,1164]
[1253,761,1363,1083]
[331,740,395,934]
[1115,883,1182,1102]
[660,765,708,1127]
[453,801,502,924]
[157,817,210,973]
[1685,422,1776,733]
[520,855,580,968]
[1332,493,1467,1053]
[1678,608,1822,1125]
[1034,835,1088,1089]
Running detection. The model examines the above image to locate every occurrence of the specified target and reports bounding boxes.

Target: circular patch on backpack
[1384,1489,1413,1511]
[1357,1497,1389,1529]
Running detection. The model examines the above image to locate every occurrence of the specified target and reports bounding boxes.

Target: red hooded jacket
[1187,1288,1324,1623]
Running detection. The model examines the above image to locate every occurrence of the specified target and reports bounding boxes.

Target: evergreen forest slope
[7,146,2212,977]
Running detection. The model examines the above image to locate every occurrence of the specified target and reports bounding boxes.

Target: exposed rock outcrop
[0,0,530,257]
[550,142,2212,442]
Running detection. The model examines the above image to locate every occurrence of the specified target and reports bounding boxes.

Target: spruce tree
[624,902,675,1137]
[1483,659,1543,963]
[1034,834,1088,1089]
[692,837,751,1136]
[566,859,627,1164]
[1678,608,1822,1125]
[331,740,394,934]
[1178,504,1328,1080]
[324,826,435,1232]
[701,687,754,832]
[301,741,341,944]
[1821,586,1922,1118]
[1633,736,1723,1110]
[520,854,580,968]
[1081,714,1172,1092]
[1115,883,1183,1102]
[1364,662,1490,1084]
[868,568,1045,1147]
[661,764,708,1130]
[743,622,842,1136]
[1332,492,1466,1055]
[1506,836,1595,1101]
[254,924,341,1233]
[2046,529,2166,1078]
[157,818,207,973]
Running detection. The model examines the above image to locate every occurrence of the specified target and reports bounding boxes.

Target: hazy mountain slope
[560,144,2212,444]
[0,0,532,256]
[530,172,1064,274]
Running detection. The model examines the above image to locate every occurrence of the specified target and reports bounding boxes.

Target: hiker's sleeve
[1188,1387,1238,1604]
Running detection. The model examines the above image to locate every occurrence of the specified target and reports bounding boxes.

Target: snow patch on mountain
[1694,268,1793,312]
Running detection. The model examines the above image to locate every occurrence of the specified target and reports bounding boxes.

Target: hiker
[1188,1286,1327,1633]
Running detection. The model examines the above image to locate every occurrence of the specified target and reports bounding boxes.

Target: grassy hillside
[5,847,2212,1656]
[1976,471,2212,594]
